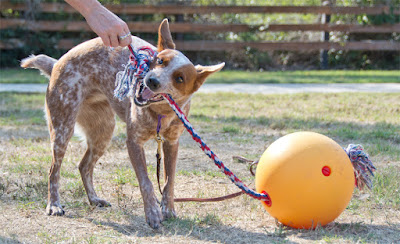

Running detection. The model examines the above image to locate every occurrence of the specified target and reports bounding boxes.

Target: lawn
[0,69,48,84]
[1,68,400,84]
[207,70,400,84]
[0,91,399,243]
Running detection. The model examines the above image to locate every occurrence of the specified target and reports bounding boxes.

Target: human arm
[65,0,132,47]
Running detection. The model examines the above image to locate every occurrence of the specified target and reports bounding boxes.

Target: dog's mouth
[133,79,164,107]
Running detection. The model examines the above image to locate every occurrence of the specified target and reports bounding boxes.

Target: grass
[0,92,45,126]
[0,91,399,243]
[191,92,400,160]
[372,166,400,209]
[206,70,400,84]
[0,69,48,84]
[1,68,400,84]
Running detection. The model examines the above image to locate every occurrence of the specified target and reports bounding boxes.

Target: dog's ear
[193,62,225,92]
[157,19,175,52]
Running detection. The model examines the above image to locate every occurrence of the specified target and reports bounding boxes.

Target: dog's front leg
[126,136,162,229]
[161,140,178,219]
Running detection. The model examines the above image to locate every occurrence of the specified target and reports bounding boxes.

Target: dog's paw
[161,199,176,220]
[46,203,65,216]
[89,197,111,208]
[145,205,163,229]
[162,207,177,220]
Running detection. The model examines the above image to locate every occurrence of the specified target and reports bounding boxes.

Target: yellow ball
[255,132,355,229]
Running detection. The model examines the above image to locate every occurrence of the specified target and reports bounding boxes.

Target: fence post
[25,0,40,21]
[320,0,332,69]
[175,14,184,41]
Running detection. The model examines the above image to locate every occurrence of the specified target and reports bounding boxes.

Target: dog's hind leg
[45,84,82,216]
[76,93,115,207]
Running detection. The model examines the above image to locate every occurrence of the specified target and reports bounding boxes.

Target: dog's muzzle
[133,78,164,107]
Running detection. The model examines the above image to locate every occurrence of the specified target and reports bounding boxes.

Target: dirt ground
[1,121,399,244]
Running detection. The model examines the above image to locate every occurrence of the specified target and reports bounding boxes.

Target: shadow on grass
[86,213,399,243]
[289,222,400,243]
[0,92,46,127]
[92,214,294,243]
[0,236,23,244]
[0,126,48,140]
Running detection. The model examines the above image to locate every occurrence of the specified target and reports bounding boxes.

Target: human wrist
[66,0,103,19]
[82,0,104,19]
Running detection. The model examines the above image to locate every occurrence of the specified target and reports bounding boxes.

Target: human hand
[84,4,132,47]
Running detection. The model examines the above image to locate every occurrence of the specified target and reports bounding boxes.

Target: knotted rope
[161,93,272,205]
[115,45,376,206]
[345,144,376,190]
[114,45,157,101]
[160,93,376,203]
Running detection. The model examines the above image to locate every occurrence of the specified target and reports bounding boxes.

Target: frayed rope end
[114,45,157,101]
[114,64,135,101]
[345,144,376,190]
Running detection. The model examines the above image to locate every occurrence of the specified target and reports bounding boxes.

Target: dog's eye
[175,76,184,83]
[157,58,163,65]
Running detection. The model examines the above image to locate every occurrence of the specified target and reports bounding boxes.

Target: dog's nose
[146,77,161,91]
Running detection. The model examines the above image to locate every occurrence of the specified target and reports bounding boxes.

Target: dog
[21,19,224,229]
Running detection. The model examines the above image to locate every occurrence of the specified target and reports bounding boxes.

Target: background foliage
[0,0,399,69]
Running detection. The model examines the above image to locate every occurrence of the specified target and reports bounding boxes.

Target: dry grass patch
[0,92,399,243]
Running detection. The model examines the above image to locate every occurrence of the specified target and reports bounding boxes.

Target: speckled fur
[20,19,224,229]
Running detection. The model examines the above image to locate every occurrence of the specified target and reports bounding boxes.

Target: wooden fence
[1,1,399,52]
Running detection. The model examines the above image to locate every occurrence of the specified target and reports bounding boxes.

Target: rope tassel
[345,144,376,190]
[114,45,157,101]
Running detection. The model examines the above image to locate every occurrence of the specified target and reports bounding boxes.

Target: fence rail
[1,1,399,55]
[2,39,398,51]
[1,19,400,34]
[1,2,399,15]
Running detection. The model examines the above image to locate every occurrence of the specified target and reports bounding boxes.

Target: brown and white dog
[21,19,224,229]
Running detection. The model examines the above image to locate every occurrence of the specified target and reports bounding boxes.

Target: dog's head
[134,19,224,107]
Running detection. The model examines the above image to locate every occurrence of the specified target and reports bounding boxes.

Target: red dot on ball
[322,166,331,176]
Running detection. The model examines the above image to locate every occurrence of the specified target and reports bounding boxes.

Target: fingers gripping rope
[161,93,272,205]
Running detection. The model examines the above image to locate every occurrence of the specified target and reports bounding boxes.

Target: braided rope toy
[161,93,272,204]
[114,45,376,206]
[345,144,376,190]
[114,45,156,101]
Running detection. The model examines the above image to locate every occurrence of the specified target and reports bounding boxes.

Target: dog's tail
[21,54,57,79]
